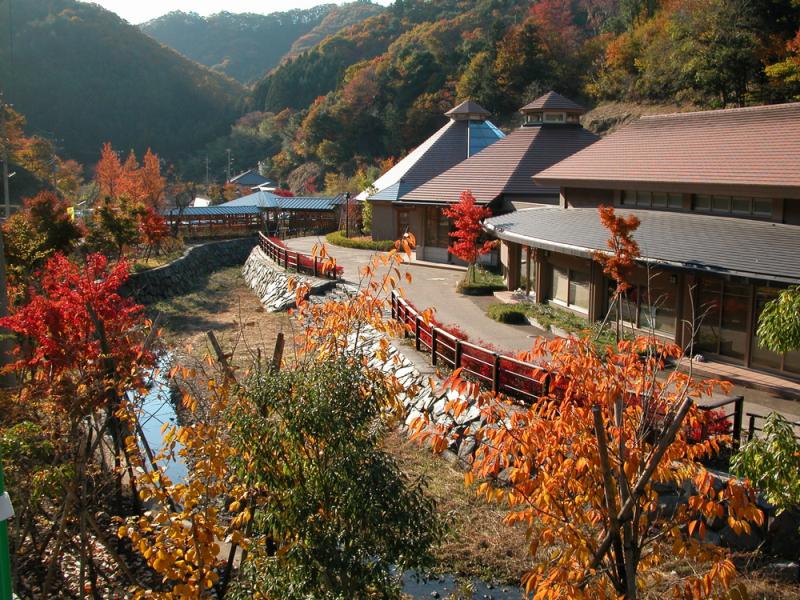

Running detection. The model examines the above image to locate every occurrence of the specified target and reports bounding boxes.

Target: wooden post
[415,316,421,351]
[732,396,743,448]
[455,339,462,370]
[313,257,318,278]
[431,328,438,366]
[492,353,500,393]
[748,414,756,441]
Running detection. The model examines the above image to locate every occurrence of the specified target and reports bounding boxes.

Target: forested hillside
[195,0,799,193]
[141,3,384,84]
[0,0,245,164]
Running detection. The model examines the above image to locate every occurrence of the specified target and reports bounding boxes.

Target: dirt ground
[148,266,298,372]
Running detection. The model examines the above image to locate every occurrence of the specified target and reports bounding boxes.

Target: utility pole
[226,149,232,182]
[344,192,351,238]
[0,94,10,219]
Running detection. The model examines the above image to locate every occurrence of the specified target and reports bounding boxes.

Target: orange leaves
[592,204,641,296]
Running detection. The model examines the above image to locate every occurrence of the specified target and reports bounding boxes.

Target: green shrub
[325,230,395,251]
[487,303,529,324]
[457,267,506,295]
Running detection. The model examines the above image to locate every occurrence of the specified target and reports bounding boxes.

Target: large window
[621,190,683,210]
[751,287,800,375]
[608,276,677,336]
[424,206,450,248]
[693,195,773,218]
[550,266,590,312]
[696,278,749,362]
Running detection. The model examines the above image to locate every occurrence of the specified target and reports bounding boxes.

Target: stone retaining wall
[124,237,256,304]
[241,246,338,312]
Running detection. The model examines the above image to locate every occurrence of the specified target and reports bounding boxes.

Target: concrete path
[285,235,538,352]
[284,236,800,424]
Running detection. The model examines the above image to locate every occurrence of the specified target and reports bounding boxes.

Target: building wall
[561,187,615,208]
[370,201,396,241]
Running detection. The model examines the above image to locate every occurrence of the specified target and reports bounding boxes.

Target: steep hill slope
[141,3,385,84]
[0,0,245,164]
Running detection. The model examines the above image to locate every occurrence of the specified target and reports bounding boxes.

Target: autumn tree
[95,142,124,199]
[442,190,494,284]
[414,209,764,599]
[86,197,141,257]
[0,253,152,595]
[138,207,170,259]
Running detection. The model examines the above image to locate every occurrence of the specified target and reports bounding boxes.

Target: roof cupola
[519,91,585,127]
[445,99,491,121]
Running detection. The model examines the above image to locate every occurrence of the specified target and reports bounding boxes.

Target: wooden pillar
[533,249,548,305]
[505,242,521,290]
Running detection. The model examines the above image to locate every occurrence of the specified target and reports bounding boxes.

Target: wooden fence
[390,290,746,447]
[258,232,341,280]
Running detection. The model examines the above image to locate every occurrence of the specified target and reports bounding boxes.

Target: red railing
[390,291,745,446]
[258,232,342,280]
[391,291,549,403]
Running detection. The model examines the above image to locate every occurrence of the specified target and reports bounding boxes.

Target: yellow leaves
[228,500,241,513]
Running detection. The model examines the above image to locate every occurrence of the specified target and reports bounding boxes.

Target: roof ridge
[640,102,800,121]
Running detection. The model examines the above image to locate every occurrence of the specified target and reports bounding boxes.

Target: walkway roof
[220,192,345,211]
[484,207,800,284]
[165,206,261,216]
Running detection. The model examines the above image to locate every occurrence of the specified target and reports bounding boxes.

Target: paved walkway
[284,236,800,425]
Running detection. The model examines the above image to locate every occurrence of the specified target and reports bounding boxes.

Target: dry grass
[148,265,296,371]
[384,430,530,585]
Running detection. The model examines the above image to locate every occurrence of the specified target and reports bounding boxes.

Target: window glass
[752,198,773,216]
[719,282,749,361]
[619,286,638,326]
[784,350,800,375]
[712,196,731,212]
[636,191,651,207]
[696,279,722,353]
[751,288,783,369]
[621,191,636,206]
[652,192,668,208]
[731,197,751,214]
[568,269,590,309]
[668,193,683,209]
[544,112,566,122]
[694,195,711,211]
[551,266,569,304]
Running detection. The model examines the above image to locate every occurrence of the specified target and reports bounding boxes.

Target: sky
[83,0,393,25]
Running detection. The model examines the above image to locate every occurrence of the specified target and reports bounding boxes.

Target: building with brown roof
[394,92,599,263]
[485,102,800,379]
[362,99,505,244]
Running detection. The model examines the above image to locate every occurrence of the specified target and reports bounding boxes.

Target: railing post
[747,414,756,441]
[732,396,744,448]
[455,339,462,370]
[391,293,396,320]
[431,328,438,366]
[492,353,500,393]
[313,256,318,278]
[415,316,421,351]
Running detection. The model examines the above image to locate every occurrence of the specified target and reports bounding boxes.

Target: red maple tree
[442,190,494,282]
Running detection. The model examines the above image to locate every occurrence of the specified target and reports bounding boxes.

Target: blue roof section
[469,120,506,156]
[220,191,280,209]
[368,182,403,202]
[220,192,345,211]
[165,206,261,216]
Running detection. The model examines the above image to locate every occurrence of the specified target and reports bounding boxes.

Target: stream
[136,357,523,599]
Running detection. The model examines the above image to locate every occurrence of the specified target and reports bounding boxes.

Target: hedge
[325,231,395,251]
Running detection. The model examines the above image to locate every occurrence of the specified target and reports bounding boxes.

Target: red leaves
[139,207,170,249]
[0,253,150,413]
[442,191,493,267]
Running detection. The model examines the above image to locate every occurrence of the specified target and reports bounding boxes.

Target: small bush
[457,267,505,295]
[487,303,529,324]
[326,230,394,251]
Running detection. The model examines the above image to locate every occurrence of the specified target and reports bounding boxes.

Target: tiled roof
[484,207,800,284]
[401,125,599,204]
[165,206,261,216]
[520,91,585,113]
[445,100,491,119]
[230,169,270,186]
[358,118,505,202]
[535,102,800,197]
